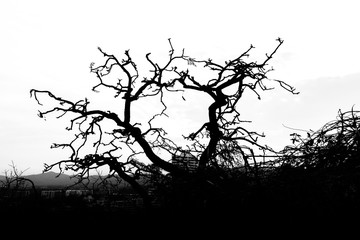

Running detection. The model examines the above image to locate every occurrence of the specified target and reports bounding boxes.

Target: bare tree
[0,162,37,199]
[30,38,297,208]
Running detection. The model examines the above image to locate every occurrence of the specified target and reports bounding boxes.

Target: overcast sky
[1,0,360,174]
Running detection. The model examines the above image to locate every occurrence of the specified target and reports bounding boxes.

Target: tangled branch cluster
[277,108,360,169]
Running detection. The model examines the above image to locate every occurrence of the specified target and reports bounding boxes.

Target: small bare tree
[0,162,37,199]
[30,38,297,207]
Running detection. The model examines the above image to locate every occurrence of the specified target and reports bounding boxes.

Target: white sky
[1,0,360,174]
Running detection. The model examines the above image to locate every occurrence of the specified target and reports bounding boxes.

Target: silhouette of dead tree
[30,38,297,207]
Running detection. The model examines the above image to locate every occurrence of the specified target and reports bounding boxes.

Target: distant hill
[0,171,76,188]
[26,171,77,187]
[0,171,132,189]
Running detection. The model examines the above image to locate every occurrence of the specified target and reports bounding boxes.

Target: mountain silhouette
[0,171,76,187]
[0,171,132,188]
[26,171,77,187]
